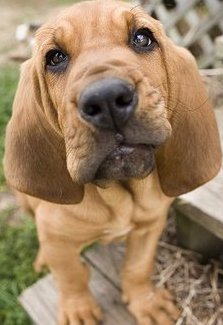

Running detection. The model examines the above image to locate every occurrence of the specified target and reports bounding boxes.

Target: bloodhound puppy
[4,1,221,324]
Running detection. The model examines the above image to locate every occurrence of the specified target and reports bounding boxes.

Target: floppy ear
[156,39,222,197]
[4,60,84,204]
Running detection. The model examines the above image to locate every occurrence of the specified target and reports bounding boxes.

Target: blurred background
[0,0,223,324]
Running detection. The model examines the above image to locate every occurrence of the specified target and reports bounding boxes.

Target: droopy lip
[105,143,152,159]
[94,142,156,181]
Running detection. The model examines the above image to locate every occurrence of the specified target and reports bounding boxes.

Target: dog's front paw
[58,292,103,325]
[126,287,180,325]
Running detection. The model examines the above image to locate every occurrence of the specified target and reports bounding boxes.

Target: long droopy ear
[4,60,84,204]
[156,37,222,197]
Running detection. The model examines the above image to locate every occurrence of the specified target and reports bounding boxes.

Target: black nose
[78,78,137,130]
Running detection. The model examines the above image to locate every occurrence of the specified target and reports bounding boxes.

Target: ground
[0,0,75,64]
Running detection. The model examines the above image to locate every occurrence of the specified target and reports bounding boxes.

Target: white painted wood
[164,0,200,30]
[139,0,223,68]
[181,9,223,48]
[206,0,223,31]
[215,35,223,68]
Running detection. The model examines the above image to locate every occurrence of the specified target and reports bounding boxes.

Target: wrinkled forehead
[35,0,160,52]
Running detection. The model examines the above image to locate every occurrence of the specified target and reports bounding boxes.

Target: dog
[4,1,221,324]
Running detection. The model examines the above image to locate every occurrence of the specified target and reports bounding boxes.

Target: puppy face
[4,0,221,203]
[34,1,172,184]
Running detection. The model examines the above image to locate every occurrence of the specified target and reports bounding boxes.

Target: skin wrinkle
[139,111,169,132]
[54,22,77,53]
[66,128,93,157]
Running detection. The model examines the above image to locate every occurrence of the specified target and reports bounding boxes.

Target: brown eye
[132,28,156,52]
[45,49,68,71]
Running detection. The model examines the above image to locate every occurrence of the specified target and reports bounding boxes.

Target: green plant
[0,64,19,189]
[0,210,45,325]
[0,63,46,325]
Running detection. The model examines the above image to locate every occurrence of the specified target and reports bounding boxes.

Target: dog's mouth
[95,142,155,181]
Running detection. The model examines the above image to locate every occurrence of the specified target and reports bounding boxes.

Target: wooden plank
[184,10,215,67]
[206,0,223,31]
[198,52,215,69]
[175,198,223,240]
[140,0,223,68]
[164,0,200,30]
[201,68,223,107]
[215,35,223,68]
[85,243,125,287]
[139,0,162,14]
[19,253,136,325]
[19,275,58,325]
[168,28,182,44]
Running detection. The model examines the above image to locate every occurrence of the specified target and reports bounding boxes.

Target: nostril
[115,93,134,108]
[84,104,102,116]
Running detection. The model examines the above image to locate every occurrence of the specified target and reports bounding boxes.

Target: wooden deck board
[19,245,136,325]
[19,276,58,325]
[85,243,125,287]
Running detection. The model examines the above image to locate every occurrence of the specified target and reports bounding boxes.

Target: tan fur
[4,1,221,324]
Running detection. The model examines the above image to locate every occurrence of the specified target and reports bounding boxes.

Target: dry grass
[153,216,223,325]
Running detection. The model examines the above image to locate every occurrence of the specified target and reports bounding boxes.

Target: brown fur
[4,1,221,324]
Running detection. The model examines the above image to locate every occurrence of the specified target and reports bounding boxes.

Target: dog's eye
[132,28,156,52]
[45,49,68,70]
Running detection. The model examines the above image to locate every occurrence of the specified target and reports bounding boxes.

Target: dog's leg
[35,204,103,325]
[121,210,180,325]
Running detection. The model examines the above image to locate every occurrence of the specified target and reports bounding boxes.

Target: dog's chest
[100,222,135,243]
[72,175,169,244]
[95,183,156,243]
[99,201,158,244]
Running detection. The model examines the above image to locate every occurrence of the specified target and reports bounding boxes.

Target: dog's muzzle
[75,77,156,183]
